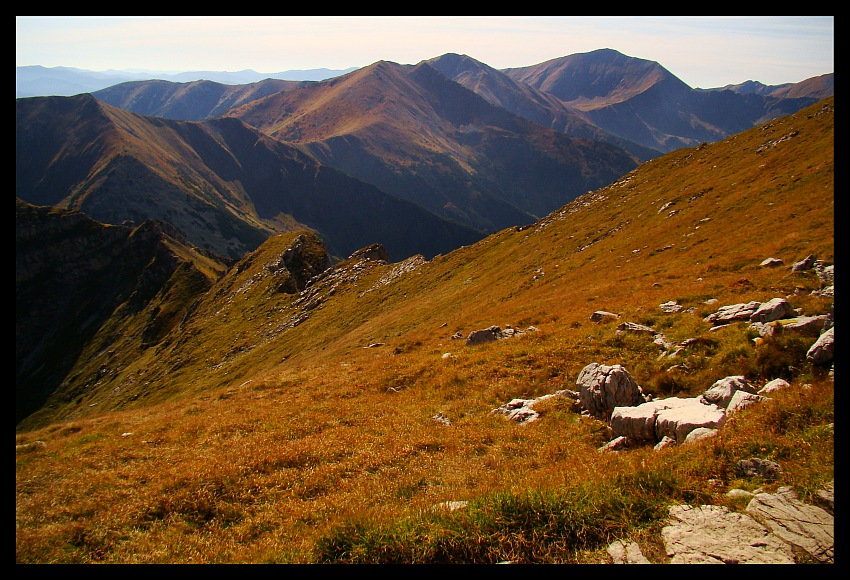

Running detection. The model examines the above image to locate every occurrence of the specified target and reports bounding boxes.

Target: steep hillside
[226,60,640,232]
[92,78,307,121]
[16,94,484,261]
[503,49,825,153]
[426,53,661,161]
[15,199,230,427]
[16,98,833,564]
[768,73,834,100]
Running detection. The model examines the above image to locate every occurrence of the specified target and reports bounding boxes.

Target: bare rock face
[746,487,834,564]
[577,363,645,421]
[662,504,796,563]
[347,243,390,263]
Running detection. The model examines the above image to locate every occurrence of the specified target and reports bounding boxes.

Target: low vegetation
[16,99,834,563]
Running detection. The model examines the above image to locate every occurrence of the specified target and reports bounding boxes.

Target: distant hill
[15,65,357,98]
[225,60,641,232]
[766,73,834,101]
[502,48,828,153]
[15,94,484,262]
[92,78,308,121]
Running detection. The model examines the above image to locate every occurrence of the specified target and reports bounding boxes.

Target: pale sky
[16,16,834,89]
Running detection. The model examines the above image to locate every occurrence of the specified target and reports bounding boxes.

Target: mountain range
[16,49,831,267]
[15,64,359,98]
[15,72,834,563]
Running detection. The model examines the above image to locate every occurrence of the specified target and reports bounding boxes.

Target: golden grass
[17,99,834,563]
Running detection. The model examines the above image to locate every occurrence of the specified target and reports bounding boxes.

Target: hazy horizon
[16,16,834,89]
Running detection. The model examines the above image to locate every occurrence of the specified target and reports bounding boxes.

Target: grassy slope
[16,99,833,563]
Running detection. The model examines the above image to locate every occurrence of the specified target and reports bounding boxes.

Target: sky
[16,16,834,89]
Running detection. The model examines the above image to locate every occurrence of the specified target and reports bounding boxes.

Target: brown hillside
[16,94,484,262]
[226,60,640,232]
[16,98,833,564]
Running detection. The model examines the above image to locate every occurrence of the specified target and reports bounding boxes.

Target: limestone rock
[577,363,645,421]
[746,487,834,563]
[806,326,834,364]
[759,378,791,394]
[683,427,718,445]
[590,310,620,323]
[704,301,761,325]
[607,540,651,564]
[700,375,757,409]
[791,254,816,272]
[749,297,794,323]
[736,457,782,481]
[726,391,768,415]
[654,398,726,443]
[662,504,795,563]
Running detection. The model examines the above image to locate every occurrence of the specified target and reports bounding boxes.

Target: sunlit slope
[44,97,833,426]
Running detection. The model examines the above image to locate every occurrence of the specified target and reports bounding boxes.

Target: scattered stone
[704,301,761,325]
[726,391,768,415]
[806,326,834,364]
[435,500,468,512]
[791,254,816,272]
[654,398,726,443]
[598,435,631,452]
[491,390,575,425]
[465,324,536,346]
[758,378,791,395]
[812,285,834,298]
[431,412,452,426]
[780,315,828,337]
[590,310,620,323]
[607,540,651,564]
[659,300,683,313]
[683,427,718,445]
[616,321,655,334]
[700,375,757,409]
[814,261,834,285]
[654,435,677,450]
[749,298,794,323]
[736,457,782,481]
[760,257,784,268]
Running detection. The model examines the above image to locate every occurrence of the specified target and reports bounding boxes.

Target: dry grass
[17,99,834,563]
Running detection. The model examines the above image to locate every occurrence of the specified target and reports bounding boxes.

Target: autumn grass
[17,99,833,563]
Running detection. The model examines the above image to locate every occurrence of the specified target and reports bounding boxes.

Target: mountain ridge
[16,94,485,262]
[224,59,640,231]
[16,98,833,563]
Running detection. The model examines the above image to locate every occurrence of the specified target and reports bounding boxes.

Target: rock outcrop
[576,363,647,421]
